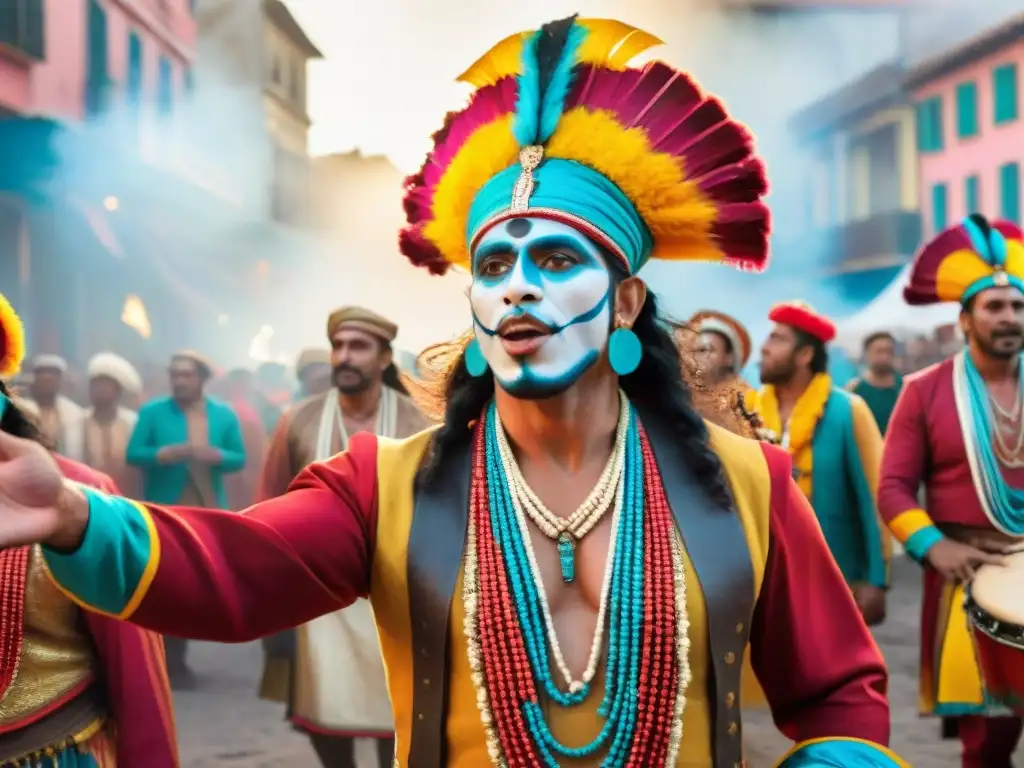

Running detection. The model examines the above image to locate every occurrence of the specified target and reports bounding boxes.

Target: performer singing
[878,214,1024,768]
[750,301,889,625]
[0,17,906,767]
[0,295,178,767]
[258,306,430,768]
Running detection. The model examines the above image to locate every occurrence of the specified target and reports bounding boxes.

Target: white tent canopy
[836,265,960,352]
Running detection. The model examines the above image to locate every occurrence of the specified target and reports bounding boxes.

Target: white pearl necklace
[494,392,629,693]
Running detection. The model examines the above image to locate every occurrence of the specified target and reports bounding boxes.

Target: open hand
[926,538,1005,581]
[0,429,79,550]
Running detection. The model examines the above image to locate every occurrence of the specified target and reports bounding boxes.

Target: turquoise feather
[512,17,586,147]
[513,31,542,146]
[538,23,587,142]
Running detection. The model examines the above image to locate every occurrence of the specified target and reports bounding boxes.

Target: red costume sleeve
[48,434,380,644]
[877,381,943,561]
[750,444,890,745]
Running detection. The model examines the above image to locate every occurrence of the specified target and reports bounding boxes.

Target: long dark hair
[0,380,53,448]
[418,260,731,509]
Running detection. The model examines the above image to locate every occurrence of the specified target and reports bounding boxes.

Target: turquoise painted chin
[495,349,600,400]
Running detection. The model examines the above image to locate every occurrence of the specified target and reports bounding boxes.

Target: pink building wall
[913,40,1024,235]
[1,0,195,120]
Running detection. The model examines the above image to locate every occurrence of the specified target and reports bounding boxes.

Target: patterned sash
[0,547,29,702]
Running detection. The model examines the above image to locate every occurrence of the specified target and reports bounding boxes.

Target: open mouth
[497,316,552,356]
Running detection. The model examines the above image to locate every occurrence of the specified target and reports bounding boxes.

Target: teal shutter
[964,175,980,216]
[86,0,108,117]
[956,82,978,138]
[916,97,944,152]
[1000,162,1021,223]
[932,183,948,232]
[126,30,142,105]
[994,64,1019,124]
[157,56,173,116]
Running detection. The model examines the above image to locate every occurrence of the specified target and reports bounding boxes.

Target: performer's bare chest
[520,466,614,679]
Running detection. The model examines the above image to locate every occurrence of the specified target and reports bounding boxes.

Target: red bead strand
[0,546,30,699]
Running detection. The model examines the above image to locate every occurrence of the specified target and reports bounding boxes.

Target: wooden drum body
[966,551,1024,713]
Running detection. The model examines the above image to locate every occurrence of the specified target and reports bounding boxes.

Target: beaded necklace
[496,393,628,584]
[463,399,690,766]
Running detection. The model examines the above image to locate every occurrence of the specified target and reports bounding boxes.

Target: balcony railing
[0,0,44,61]
[779,210,923,273]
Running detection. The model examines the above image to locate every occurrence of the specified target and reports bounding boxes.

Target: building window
[1000,162,1020,223]
[994,63,1019,125]
[956,81,978,138]
[157,55,173,117]
[0,0,45,59]
[85,0,109,118]
[915,96,943,152]
[931,183,948,233]
[126,30,143,106]
[965,174,980,215]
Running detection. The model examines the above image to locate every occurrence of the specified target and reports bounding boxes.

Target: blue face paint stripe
[472,288,612,336]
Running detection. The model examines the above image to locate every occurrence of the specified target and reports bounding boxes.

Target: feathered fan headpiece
[905,214,1024,306]
[0,292,25,379]
[400,16,770,276]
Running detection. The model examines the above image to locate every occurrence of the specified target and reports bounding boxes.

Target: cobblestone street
[174,556,1022,766]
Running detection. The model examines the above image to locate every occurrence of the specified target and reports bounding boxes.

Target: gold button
[423,678,430,686]
[417,713,425,721]
[725,692,736,707]
[728,721,738,736]
[735,622,744,634]
[725,651,736,664]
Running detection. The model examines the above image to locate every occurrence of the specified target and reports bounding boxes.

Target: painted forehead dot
[505,218,532,238]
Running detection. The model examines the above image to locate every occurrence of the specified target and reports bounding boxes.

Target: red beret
[768,301,836,344]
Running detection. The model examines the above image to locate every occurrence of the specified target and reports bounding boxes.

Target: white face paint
[469,217,613,398]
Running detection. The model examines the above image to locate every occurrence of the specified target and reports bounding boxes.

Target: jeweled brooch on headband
[510,145,544,213]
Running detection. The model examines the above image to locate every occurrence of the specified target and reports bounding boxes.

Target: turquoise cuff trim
[904,525,944,563]
[467,159,653,273]
[42,487,152,616]
[779,740,906,767]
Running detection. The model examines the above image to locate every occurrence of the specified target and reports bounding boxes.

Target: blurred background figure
[19,355,85,460]
[847,331,903,435]
[293,347,333,403]
[82,351,142,497]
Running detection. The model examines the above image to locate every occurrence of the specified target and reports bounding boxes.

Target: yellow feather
[0,291,26,378]
[456,19,664,88]
[935,249,992,304]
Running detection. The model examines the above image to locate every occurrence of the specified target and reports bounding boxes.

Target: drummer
[878,214,1024,768]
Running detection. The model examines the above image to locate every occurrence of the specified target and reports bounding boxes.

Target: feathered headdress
[905,214,1024,306]
[0,292,25,379]
[400,16,770,276]
[768,301,836,344]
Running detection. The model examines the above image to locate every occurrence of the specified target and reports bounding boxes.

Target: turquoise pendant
[557,532,576,583]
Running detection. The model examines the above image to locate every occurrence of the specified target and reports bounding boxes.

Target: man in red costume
[0,294,178,767]
[879,214,1024,768]
[0,17,906,767]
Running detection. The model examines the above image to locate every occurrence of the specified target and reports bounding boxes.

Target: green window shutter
[157,56,173,116]
[994,64,1019,124]
[956,82,978,138]
[126,30,143,105]
[86,0,108,117]
[932,183,948,232]
[965,175,980,215]
[916,97,944,152]
[1000,162,1021,223]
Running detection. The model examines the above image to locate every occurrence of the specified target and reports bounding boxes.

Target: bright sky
[280,1,903,352]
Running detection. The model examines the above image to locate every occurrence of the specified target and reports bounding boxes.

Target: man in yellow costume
[0,16,907,767]
[750,300,889,627]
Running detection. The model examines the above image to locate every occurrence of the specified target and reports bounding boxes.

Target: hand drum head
[967,550,1024,713]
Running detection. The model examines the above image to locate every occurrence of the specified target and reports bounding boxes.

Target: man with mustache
[256,305,429,768]
[879,214,1024,768]
[0,17,906,767]
[749,301,890,627]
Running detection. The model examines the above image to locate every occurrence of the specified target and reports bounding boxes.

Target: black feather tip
[535,15,579,99]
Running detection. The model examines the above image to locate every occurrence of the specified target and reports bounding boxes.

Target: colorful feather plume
[0,292,25,379]
[905,216,1024,305]
[399,17,770,275]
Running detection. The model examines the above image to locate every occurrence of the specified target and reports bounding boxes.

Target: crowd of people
[0,14,1020,768]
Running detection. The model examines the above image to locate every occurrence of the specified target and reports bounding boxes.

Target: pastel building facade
[909,16,1024,235]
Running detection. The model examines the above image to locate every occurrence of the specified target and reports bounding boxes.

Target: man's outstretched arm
[41,433,382,643]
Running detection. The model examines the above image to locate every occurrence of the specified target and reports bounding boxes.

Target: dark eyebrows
[472,240,512,268]
[526,234,592,257]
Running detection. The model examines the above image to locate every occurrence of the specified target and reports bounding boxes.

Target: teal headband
[960,215,1024,302]
[466,159,654,274]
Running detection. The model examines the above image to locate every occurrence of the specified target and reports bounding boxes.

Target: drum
[965,549,1024,713]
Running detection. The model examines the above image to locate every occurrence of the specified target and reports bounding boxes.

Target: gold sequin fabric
[0,547,96,727]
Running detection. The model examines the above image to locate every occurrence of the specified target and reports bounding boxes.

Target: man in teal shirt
[847,331,903,435]
[126,350,245,686]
